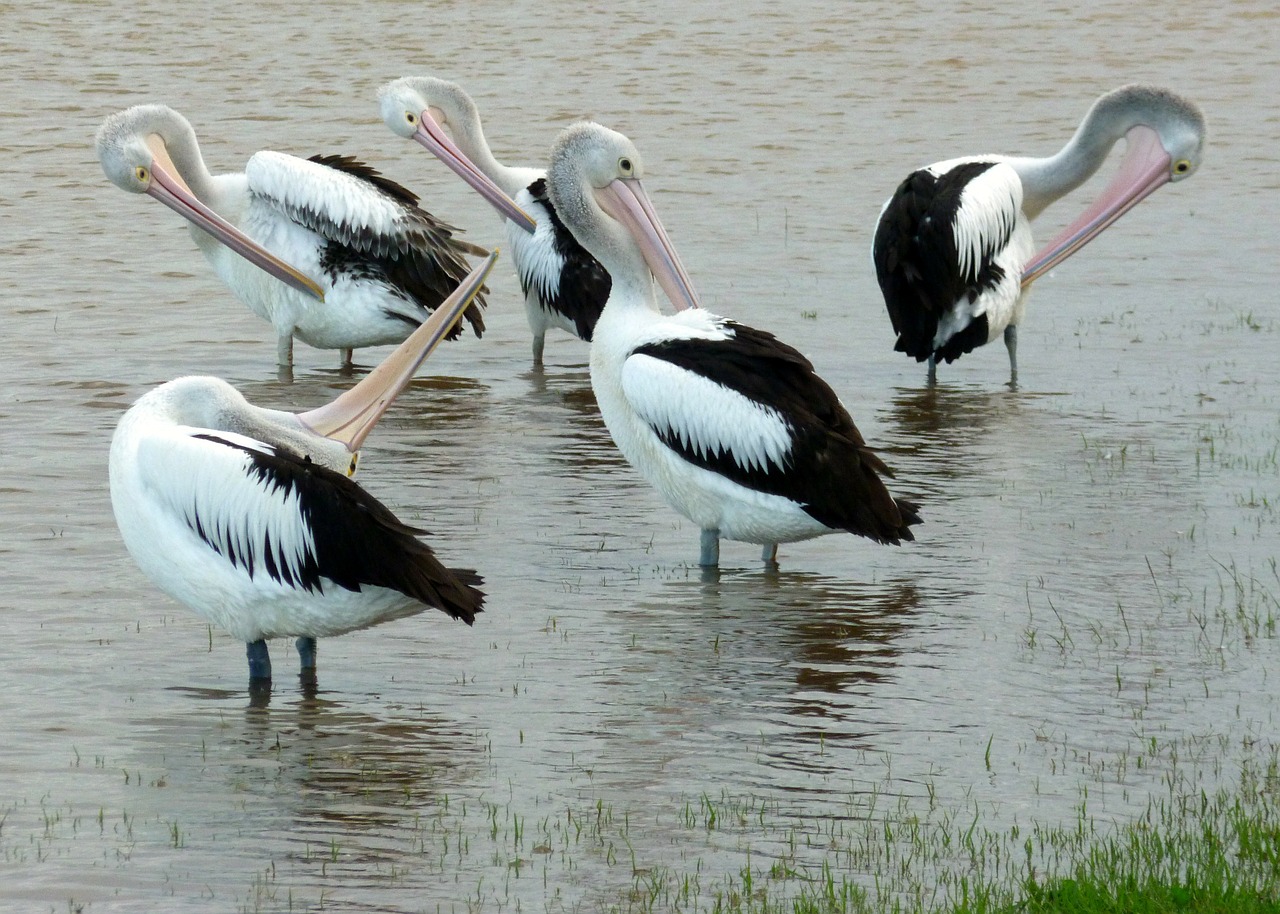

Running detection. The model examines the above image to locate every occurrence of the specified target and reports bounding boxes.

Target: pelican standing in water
[380,77,611,367]
[544,122,920,568]
[873,84,1206,385]
[110,254,497,690]
[96,105,516,369]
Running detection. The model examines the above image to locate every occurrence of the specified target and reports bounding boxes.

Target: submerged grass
[571,737,1280,914]
[226,734,1279,913]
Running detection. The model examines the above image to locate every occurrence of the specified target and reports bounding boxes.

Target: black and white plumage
[96,104,490,369]
[109,255,496,689]
[380,77,611,366]
[874,84,1206,385]
[545,122,920,567]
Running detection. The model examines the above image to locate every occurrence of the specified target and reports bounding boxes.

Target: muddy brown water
[2,0,1278,909]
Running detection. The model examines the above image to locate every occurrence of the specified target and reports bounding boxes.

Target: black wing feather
[520,178,611,341]
[305,154,488,340]
[873,160,1009,363]
[192,434,484,623]
[633,324,920,544]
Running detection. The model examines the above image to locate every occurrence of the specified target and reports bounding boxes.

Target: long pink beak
[143,139,325,302]
[412,112,537,235]
[297,250,498,451]
[593,177,701,312]
[1021,125,1172,287]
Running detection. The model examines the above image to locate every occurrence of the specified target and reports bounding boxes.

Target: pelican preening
[545,122,920,568]
[96,104,492,369]
[873,84,1206,385]
[380,76,612,367]
[110,253,498,690]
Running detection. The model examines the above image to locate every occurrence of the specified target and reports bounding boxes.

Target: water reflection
[158,685,485,843]
[884,383,1054,447]
[667,569,919,691]
[879,383,1079,496]
[609,570,931,785]
[528,370,632,476]
[520,361,593,408]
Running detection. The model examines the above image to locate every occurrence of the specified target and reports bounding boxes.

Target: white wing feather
[620,354,793,474]
[135,427,318,585]
[943,159,1023,283]
[508,188,566,302]
[246,151,407,247]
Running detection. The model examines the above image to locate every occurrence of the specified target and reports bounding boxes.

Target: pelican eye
[135,165,149,183]
[1173,159,1192,176]
[347,454,359,477]
[618,156,633,175]
[406,111,418,125]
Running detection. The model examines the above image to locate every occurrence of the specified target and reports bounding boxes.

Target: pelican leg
[297,636,318,692]
[762,543,779,566]
[276,333,294,369]
[1004,325,1018,388]
[296,637,317,672]
[699,528,720,568]
[341,348,355,370]
[246,639,272,682]
[531,332,545,369]
[926,353,938,386]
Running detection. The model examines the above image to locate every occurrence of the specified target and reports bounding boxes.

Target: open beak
[411,111,538,235]
[593,177,701,311]
[1021,125,1172,287]
[143,137,326,302]
[297,250,498,451]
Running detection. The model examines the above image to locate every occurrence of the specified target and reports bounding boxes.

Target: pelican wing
[622,321,918,542]
[511,178,611,341]
[873,158,1022,361]
[135,428,482,621]
[246,150,488,336]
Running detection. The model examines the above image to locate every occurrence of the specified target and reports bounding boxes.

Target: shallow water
[3,0,1279,909]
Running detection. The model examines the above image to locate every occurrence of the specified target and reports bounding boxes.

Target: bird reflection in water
[524,366,632,476]
[880,383,1071,502]
[166,684,484,837]
[619,571,940,762]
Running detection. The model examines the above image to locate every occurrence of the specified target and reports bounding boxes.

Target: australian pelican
[380,77,611,367]
[109,254,497,690]
[545,122,920,568]
[873,84,1206,385]
[96,104,512,368]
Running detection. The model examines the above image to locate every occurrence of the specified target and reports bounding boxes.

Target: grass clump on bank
[950,749,1280,914]
[663,743,1280,914]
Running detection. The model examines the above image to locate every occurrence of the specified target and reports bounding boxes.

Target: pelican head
[1021,85,1207,285]
[1110,84,1207,182]
[547,122,700,312]
[96,105,197,196]
[95,105,325,301]
[144,375,354,474]
[379,77,477,141]
[378,76,537,235]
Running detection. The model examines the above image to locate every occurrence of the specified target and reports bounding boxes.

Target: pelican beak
[298,250,498,451]
[1021,125,1173,286]
[593,177,701,311]
[142,137,326,302]
[411,110,538,235]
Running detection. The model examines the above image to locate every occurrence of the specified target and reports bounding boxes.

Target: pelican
[873,84,1206,385]
[109,254,498,689]
[380,77,611,367]
[96,104,515,369]
[545,122,920,568]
